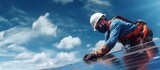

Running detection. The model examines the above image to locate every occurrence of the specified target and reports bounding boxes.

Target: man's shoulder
[111,18,122,23]
[110,19,122,26]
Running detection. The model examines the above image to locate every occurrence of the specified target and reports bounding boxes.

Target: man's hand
[83,53,97,62]
[83,45,110,62]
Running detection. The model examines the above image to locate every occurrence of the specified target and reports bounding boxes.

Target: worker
[83,12,153,61]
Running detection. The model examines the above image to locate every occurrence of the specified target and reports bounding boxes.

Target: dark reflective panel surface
[45,39,160,70]
[123,41,159,70]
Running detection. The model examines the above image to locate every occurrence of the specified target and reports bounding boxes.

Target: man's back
[109,18,137,37]
[104,18,138,49]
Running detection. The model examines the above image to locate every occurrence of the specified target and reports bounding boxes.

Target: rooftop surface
[45,39,160,70]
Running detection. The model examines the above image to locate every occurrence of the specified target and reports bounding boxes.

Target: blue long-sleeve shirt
[105,19,137,50]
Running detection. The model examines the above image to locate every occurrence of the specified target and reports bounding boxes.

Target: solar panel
[45,39,160,70]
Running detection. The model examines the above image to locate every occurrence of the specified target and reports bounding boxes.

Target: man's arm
[105,20,121,50]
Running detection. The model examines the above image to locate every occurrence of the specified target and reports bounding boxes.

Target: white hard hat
[90,12,106,31]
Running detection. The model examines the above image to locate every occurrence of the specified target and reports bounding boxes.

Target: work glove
[83,53,97,62]
[83,45,110,63]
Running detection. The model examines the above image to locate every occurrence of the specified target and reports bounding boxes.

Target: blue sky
[0,0,160,70]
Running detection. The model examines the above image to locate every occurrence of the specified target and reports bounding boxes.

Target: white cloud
[0,12,80,70]
[0,13,58,47]
[56,36,81,49]
[11,17,19,21]
[37,52,79,69]
[0,12,59,64]
[89,0,111,6]
[9,7,34,26]
[153,37,160,41]
[0,47,35,70]
[15,52,34,59]
[89,40,123,53]
[53,0,74,5]
[72,29,88,32]
[109,42,123,53]
[86,44,91,47]
[24,52,49,63]
[0,50,80,70]
[26,52,54,69]
[56,52,79,66]
[32,13,57,36]
[0,16,9,23]
[10,7,26,15]
[0,52,49,70]
[83,0,112,13]
[7,44,27,52]
[0,27,34,47]
[0,60,36,70]
[56,52,78,61]
[0,51,16,57]
[36,59,56,69]
[90,40,105,51]
[0,12,70,70]
[11,16,33,26]
[0,31,4,40]
[0,44,29,57]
